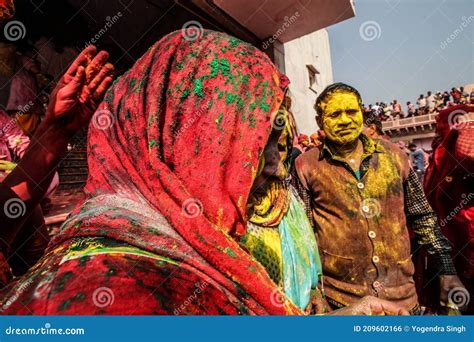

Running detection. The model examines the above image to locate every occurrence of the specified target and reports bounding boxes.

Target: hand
[44,45,114,135]
[0,160,17,171]
[333,296,409,315]
[439,275,467,310]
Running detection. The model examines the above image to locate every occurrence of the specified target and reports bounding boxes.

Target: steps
[57,131,88,190]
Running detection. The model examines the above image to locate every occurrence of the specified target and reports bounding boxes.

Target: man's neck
[327,137,361,159]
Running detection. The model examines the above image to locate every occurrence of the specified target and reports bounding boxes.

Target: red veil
[46,30,301,314]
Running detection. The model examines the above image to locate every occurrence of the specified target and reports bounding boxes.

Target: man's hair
[408,143,417,149]
[363,110,384,135]
[314,83,362,117]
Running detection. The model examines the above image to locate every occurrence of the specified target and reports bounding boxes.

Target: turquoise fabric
[279,190,322,310]
[354,169,361,180]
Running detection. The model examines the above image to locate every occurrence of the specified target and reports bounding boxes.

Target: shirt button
[357,182,364,189]
[368,231,376,238]
[372,255,380,263]
[373,281,381,288]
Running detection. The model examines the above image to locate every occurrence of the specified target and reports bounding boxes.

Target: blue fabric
[278,191,322,310]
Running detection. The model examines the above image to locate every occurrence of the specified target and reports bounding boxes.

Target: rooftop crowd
[362,86,474,121]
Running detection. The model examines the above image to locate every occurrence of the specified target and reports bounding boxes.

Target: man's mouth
[336,127,355,134]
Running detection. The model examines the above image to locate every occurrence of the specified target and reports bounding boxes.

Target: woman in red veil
[1,30,406,315]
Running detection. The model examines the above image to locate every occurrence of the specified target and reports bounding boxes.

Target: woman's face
[250,110,289,196]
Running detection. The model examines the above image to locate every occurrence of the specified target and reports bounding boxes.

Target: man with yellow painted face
[294,83,465,314]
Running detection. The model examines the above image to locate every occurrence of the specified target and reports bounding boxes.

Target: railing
[382,113,437,130]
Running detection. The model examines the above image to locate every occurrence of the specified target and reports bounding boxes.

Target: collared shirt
[293,135,455,309]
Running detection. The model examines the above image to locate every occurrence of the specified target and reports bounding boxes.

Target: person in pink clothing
[0,109,29,171]
[0,109,57,285]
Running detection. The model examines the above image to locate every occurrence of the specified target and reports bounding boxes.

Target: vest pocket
[321,250,354,280]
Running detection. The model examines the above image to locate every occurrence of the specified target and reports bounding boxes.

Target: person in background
[0,109,49,284]
[460,87,469,104]
[451,87,461,104]
[310,132,322,148]
[385,101,393,119]
[393,99,402,118]
[406,101,415,117]
[417,94,426,113]
[443,91,451,106]
[294,82,464,314]
[426,91,436,113]
[0,45,114,287]
[408,143,425,183]
[0,110,29,173]
[362,109,385,139]
[397,141,410,159]
[372,102,380,116]
[297,134,311,152]
[424,104,474,314]
[6,45,45,136]
[435,92,444,110]
[470,90,474,104]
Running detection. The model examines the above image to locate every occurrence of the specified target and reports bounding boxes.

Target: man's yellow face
[320,91,363,145]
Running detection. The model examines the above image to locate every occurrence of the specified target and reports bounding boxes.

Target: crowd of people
[0,24,472,316]
[362,87,474,121]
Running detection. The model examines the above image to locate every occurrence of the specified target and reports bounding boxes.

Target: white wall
[283,29,333,134]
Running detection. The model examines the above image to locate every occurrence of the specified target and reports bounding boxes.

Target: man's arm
[0,45,114,246]
[404,168,454,273]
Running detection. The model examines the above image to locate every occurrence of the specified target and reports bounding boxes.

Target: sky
[327,0,473,107]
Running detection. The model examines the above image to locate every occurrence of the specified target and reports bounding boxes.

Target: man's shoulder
[373,138,411,174]
[374,138,410,160]
[295,146,321,166]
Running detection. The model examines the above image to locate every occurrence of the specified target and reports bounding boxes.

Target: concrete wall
[283,29,334,134]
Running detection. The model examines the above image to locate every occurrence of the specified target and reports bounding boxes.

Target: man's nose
[339,112,352,124]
